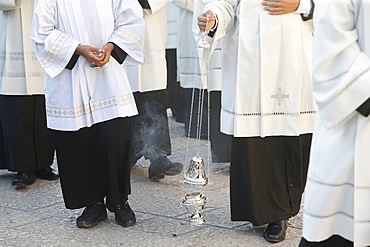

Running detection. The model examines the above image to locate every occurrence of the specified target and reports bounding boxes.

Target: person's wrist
[209,14,218,32]
[105,43,115,52]
[75,44,84,56]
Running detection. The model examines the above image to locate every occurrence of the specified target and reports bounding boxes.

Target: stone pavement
[0,116,303,247]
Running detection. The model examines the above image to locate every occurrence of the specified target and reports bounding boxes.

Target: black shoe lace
[116,201,132,212]
[84,202,104,214]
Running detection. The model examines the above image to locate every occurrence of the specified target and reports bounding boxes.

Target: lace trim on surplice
[39,33,68,69]
[115,27,143,49]
[0,50,45,78]
[222,109,317,117]
[46,94,134,118]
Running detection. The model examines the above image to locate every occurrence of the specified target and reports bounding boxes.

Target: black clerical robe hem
[301,0,314,21]
[65,53,79,70]
[0,95,55,172]
[357,97,370,117]
[130,90,172,163]
[138,0,150,9]
[109,42,127,64]
[230,134,312,226]
[55,118,132,209]
[208,30,216,38]
[299,235,353,247]
[65,43,127,70]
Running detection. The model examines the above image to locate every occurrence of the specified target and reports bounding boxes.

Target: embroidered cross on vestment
[271,88,289,105]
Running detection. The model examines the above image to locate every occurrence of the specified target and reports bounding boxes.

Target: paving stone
[0,117,304,246]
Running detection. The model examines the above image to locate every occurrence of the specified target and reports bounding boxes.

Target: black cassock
[183,89,231,163]
[166,48,184,123]
[55,118,132,209]
[230,134,312,225]
[130,90,172,164]
[0,95,55,172]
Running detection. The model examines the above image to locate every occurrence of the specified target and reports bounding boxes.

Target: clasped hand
[197,10,216,34]
[197,0,299,27]
[76,43,114,68]
[261,0,300,15]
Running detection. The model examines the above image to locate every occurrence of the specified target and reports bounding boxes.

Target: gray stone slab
[0,180,63,211]
[0,171,16,192]
[129,188,189,218]
[176,224,269,247]
[197,208,249,229]
[0,116,305,247]
[130,216,207,237]
[0,207,45,230]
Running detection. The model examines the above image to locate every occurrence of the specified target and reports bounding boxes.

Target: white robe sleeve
[146,0,169,15]
[109,0,145,65]
[192,0,236,54]
[313,0,370,129]
[31,0,79,78]
[295,0,312,15]
[172,0,194,12]
[0,0,21,10]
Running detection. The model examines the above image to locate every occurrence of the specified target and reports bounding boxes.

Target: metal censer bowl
[181,192,207,224]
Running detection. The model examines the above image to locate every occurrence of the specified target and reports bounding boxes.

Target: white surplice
[173,0,198,88]
[173,0,222,91]
[0,0,45,95]
[126,0,169,93]
[31,0,144,131]
[166,2,177,49]
[166,2,179,82]
[199,0,316,137]
[302,1,370,246]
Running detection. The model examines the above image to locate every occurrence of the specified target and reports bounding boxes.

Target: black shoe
[34,167,59,181]
[263,220,288,243]
[148,156,183,179]
[11,171,36,188]
[106,197,136,227]
[76,201,107,228]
